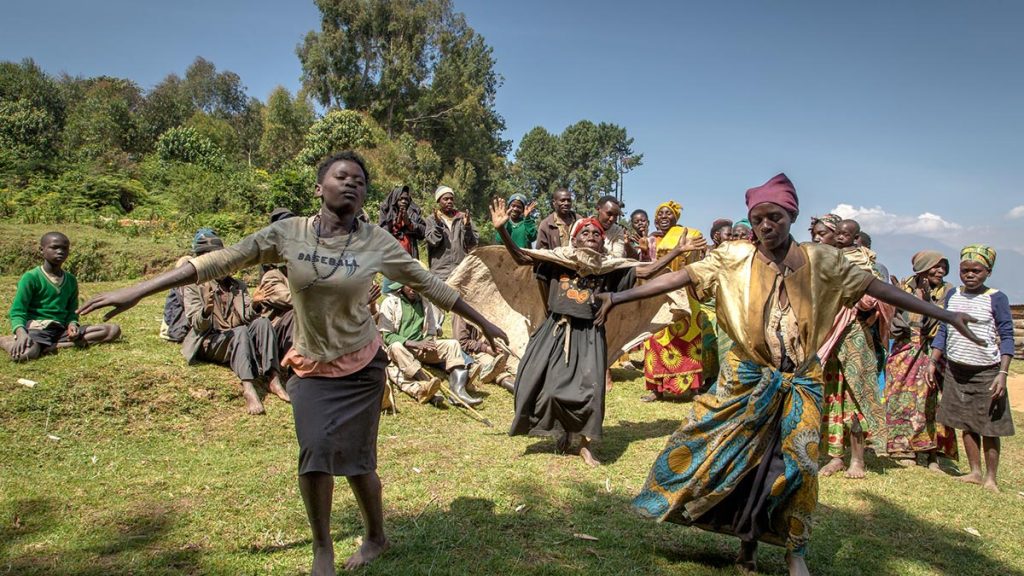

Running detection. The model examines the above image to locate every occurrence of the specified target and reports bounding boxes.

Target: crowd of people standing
[6,151,1016,576]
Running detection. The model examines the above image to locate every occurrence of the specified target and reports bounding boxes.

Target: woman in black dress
[80,151,507,575]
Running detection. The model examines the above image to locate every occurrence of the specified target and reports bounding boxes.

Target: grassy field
[1,277,1023,576]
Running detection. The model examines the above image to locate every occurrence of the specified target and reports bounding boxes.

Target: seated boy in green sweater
[2,232,121,362]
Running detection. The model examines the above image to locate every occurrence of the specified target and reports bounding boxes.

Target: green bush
[156,126,223,167]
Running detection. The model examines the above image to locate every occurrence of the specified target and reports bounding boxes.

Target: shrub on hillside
[156,126,223,167]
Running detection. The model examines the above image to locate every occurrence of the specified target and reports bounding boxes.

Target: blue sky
[3,1,1022,298]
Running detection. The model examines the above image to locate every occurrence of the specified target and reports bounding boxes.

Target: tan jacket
[180,277,256,364]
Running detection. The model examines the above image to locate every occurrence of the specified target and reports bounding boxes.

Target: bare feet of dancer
[241,381,266,415]
[982,479,1000,493]
[956,471,983,485]
[268,371,290,402]
[736,540,757,573]
[311,543,335,576]
[819,457,845,477]
[844,432,867,479]
[343,536,390,571]
[579,437,601,467]
[786,552,811,576]
[926,452,942,472]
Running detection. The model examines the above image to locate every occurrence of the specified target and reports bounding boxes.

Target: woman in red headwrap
[490,198,704,466]
[594,173,980,576]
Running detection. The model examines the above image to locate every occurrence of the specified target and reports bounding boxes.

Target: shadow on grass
[520,419,680,465]
[810,490,1024,576]
[344,478,1024,576]
[1,498,204,576]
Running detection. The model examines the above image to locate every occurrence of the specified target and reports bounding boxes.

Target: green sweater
[382,297,426,346]
[494,218,538,249]
[9,266,79,332]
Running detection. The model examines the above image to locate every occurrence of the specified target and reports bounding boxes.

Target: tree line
[0,0,641,239]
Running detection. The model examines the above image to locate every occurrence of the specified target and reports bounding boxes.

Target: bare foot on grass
[786,553,810,576]
[311,544,336,576]
[343,537,390,571]
[268,373,290,402]
[241,381,266,415]
[579,445,601,468]
[819,457,845,477]
[956,472,983,485]
[894,458,917,468]
[844,459,866,479]
[982,479,1000,493]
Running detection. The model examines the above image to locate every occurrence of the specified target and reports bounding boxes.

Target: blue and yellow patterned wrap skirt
[633,350,823,556]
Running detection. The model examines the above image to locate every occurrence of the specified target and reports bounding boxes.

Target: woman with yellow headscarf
[642,200,711,401]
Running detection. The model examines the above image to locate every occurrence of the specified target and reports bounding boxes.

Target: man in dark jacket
[424,185,478,281]
[379,185,427,259]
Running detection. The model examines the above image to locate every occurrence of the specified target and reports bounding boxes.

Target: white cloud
[1007,205,1024,219]
[830,204,962,238]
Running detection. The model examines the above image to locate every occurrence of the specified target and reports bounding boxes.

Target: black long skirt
[287,348,389,476]
[509,314,607,440]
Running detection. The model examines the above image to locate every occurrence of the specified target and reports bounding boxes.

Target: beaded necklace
[297,213,358,292]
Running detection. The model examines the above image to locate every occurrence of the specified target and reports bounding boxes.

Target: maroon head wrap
[745,173,799,216]
[571,217,606,239]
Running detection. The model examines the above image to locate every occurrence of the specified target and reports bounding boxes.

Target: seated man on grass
[378,280,480,407]
[2,231,120,362]
[181,229,287,415]
[453,315,516,394]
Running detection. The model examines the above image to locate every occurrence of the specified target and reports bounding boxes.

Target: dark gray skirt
[288,348,389,476]
[509,314,607,440]
[937,360,1015,437]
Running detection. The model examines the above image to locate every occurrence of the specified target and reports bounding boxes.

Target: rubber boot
[448,367,482,407]
[497,375,515,394]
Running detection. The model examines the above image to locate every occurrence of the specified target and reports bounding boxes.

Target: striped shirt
[933,287,1015,366]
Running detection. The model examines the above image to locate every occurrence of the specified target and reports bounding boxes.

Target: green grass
[1,277,1023,575]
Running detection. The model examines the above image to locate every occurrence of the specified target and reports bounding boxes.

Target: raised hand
[523,201,538,217]
[675,228,707,253]
[490,197,510,229]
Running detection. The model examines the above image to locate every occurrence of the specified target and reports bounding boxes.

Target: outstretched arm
[78,263,199,321]
[865,279,980,345]
[450,297,508,352]
[490,198,533,266]
[593,268,693,326]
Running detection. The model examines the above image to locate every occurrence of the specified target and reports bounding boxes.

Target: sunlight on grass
[1,277,1022,575]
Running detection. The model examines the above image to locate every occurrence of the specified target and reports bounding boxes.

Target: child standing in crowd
[2,232,120,361]
[928,244,1015,492]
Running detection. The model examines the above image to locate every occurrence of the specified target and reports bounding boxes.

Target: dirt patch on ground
[1008,375,1024,413]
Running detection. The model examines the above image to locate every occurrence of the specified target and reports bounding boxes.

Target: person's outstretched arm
[865,279,980,345]
[490,198,533,266]
[593,268,693,326]
[79,263,199,321]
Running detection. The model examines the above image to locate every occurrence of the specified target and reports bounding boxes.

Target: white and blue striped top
[933,287,1015,366]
